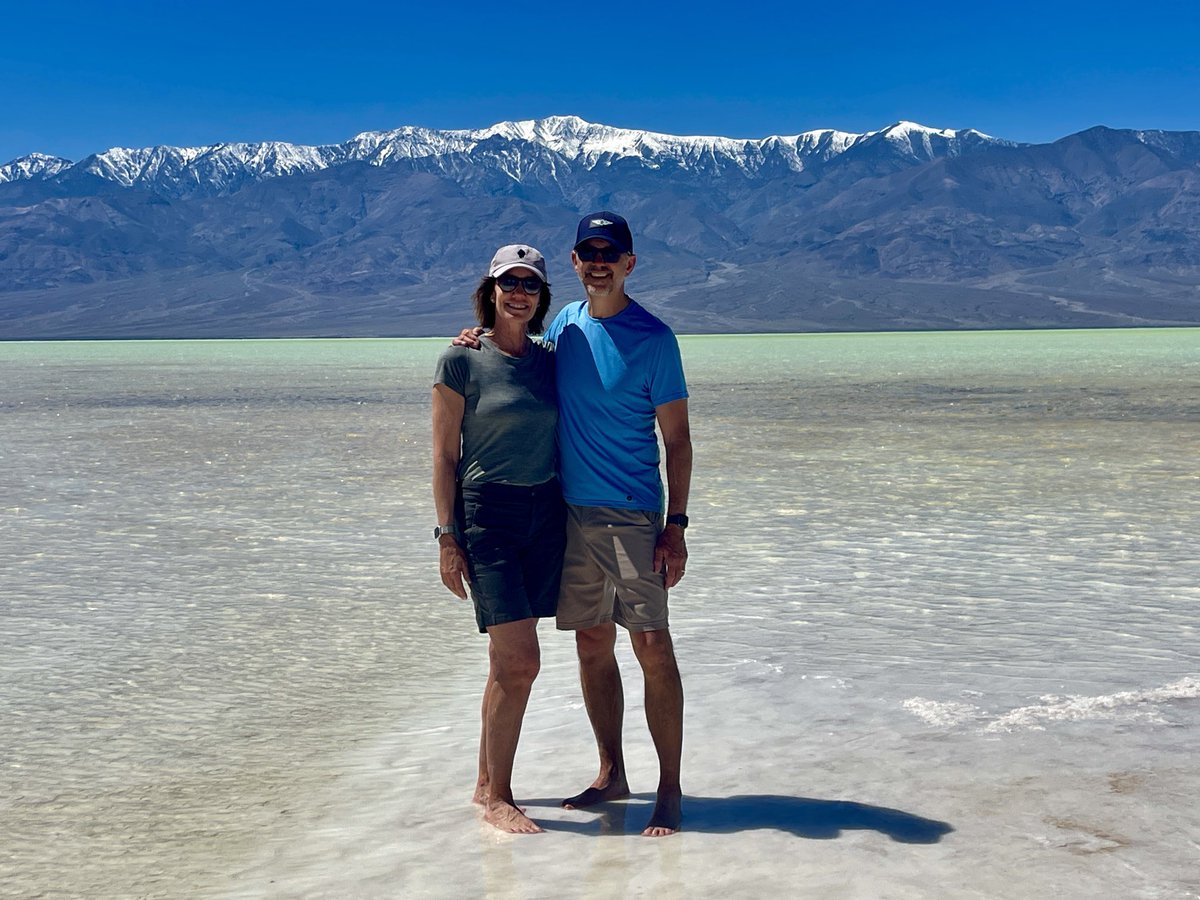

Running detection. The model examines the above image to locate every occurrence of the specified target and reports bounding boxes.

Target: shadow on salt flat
[521,794,953,843]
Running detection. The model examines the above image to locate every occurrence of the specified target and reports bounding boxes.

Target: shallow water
[2,330,1198,898]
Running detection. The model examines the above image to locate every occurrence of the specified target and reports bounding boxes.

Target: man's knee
[631,629,678,675]
[575,623,617,666]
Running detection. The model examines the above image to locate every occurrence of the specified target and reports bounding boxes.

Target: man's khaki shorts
[556,505,668,633]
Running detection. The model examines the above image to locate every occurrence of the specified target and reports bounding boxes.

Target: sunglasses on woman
[496,274,544,294]
[575,246,625,263]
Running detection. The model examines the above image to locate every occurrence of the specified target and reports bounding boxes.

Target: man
[459,211,691,837]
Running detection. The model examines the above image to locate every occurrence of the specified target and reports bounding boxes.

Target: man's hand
[452,326,485,349]
[654,526,688,589]
[439,538,470,599]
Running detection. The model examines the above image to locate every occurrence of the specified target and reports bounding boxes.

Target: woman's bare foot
[561,773,631,809]
[641,788,682,837]
[485,800,544,834]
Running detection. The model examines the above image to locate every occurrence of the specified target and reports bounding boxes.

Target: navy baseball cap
[574,211,633,255]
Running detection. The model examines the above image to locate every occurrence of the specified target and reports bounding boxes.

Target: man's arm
[452,326,485,349]
[653,398,692,589]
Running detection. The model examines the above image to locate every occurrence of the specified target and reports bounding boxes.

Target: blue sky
[3,0,1198,163]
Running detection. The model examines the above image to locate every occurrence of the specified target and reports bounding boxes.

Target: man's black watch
[665,513,689,530]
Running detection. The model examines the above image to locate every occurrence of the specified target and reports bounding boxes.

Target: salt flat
[1,332,1197,899]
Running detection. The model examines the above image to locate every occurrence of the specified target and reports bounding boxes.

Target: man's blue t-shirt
[544,299,688,511]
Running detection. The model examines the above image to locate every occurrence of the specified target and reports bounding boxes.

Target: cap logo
[590,218,614,227]
[517,249,526,258]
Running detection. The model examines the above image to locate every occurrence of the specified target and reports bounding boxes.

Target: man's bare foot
[561,775,630,809]
[641,788,682,837]
[485,800,544,834]
[473,778,490,806]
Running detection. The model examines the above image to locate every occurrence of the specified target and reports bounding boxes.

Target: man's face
[571,239,636,299]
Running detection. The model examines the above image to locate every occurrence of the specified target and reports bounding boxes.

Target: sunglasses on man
[496,274,544,294]
[575,246,625,263]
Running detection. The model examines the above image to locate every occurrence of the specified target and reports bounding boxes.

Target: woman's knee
[492,647,540,688]
[487,620,541,687]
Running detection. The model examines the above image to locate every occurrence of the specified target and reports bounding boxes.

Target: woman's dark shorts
[457,478,566,634]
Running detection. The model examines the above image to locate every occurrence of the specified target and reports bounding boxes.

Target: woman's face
[492,266,542,327]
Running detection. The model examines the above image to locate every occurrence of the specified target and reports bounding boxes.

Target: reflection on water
[1,330,1198,897]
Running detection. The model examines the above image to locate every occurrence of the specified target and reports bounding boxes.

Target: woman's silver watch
[433,524,458,539]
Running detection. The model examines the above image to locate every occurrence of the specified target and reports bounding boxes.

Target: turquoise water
[2,330,1198,898]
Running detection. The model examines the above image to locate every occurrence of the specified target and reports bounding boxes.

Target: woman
[431,244,564,834]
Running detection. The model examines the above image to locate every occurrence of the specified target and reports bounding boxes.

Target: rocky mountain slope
[2,117,1197,338]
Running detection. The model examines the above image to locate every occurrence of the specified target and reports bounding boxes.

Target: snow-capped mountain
[0,152,73,183]
[2,116,1015,197]
[345,115,870,175]
[1,118,1198,339]
[74,142,344,195]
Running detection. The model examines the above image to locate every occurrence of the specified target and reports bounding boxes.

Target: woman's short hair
[472,276,553,334]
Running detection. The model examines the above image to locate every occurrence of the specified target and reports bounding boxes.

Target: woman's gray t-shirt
[434,336,557,486]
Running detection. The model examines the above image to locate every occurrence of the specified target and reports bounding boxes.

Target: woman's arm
[432,383,469,599]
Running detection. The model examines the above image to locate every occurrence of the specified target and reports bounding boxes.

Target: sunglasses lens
[497,275,541,293]
[578,247,622,263]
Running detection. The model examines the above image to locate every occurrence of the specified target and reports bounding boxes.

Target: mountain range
[2,116,1198,338]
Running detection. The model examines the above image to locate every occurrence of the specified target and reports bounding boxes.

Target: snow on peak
[861,121,1011,159]
[1,117,1008,194]
[350,116,894,176]
[0,152,74,184]
[884,120,956,138]
[77,141,344,192]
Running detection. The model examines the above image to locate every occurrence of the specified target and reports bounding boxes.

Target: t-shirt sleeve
[648,331,689,408]
[542,307,568,348]
[433,347,470,396]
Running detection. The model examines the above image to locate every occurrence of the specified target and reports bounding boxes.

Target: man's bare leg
[482,619,544,833]
[630,627,684,836]
[473,664,494,805]
[562,622,631,809]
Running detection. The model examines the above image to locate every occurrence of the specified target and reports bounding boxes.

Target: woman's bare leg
[482,619,543,833]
